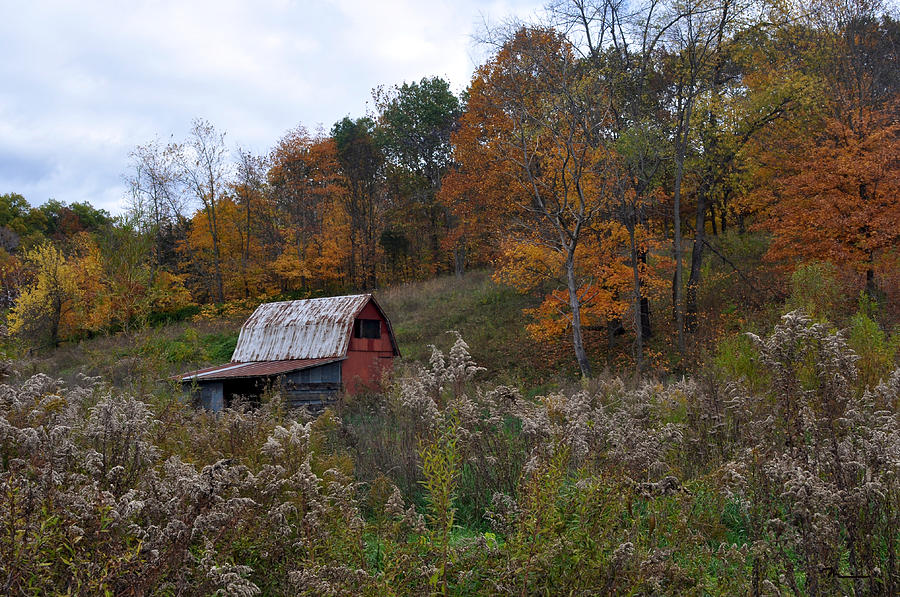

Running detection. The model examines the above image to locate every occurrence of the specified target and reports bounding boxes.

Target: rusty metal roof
[230,294,376,362]
[176,357,344,382]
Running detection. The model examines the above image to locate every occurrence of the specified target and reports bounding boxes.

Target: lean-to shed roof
[177,357,343,382]
[230,294,398,362]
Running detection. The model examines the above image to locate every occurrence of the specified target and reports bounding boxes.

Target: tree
[177,119,230,303]
[0,193,32,238]
[549,0,677,370]
[10,229,191,347]
[127,139,188,268]
[9,242,78,347]
[452,27,629,377]
[37,199,111,240]
[181,196,267,299]
[0,248,24,310]
[376,77,462,275]
[660,0,754,355]
[681,20,800,331]
[269,128,347,291]
[750,9,900,297]
[95,215,190,328]
[233,148,270,297]
[331,117,385,290]
[762,106,899,293]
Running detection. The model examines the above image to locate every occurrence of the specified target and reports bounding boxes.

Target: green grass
[6,317,243,394]
[377,270,576,385]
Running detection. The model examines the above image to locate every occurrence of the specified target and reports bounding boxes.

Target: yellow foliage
[148,270,193,314]
[272,250,305,287]
[10,234,194,346]
[180,197,279,301]
[69,233,109,333]
[193,295,275,322]
[9,242,79,346]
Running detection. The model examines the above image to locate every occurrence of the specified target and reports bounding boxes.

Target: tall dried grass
[1,312,897,595]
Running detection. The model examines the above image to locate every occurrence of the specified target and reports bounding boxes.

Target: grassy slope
[376,270,580,386]
[9,317,244,395]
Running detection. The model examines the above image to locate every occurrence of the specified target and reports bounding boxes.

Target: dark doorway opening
[221,378,266,408]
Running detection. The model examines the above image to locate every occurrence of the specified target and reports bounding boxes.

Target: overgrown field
[2,311,899,595]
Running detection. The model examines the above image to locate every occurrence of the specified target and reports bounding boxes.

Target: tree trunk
[629,225,644,374]
[566,252,592,378]
[243,193,252,298]
[430,204,442,274]
[50,292,62,348]
[207,208,225,303]
[686,187,709,332]
[454,239,465,278]
[720,199,727,233]
[348,230,357,290]
[866,265,876,297]
[368,242,378,290]
[672,95,693,358]
[639,249,652,339]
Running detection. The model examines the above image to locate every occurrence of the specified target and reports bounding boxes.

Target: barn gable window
[354,318,381,339]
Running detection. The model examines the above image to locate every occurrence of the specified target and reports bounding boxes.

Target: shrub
[787,261,845,322]
[713,332,768,391]
[848,307,899,390]
[728,311,900,594]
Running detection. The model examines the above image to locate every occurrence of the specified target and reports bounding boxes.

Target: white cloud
[0,0,544,213]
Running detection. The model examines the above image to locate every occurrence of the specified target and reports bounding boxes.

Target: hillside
[8,270,597,394]
[377,271,583,384]
[2,0,899,593]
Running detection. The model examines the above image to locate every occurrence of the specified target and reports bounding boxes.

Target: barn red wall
[342,302,395,393]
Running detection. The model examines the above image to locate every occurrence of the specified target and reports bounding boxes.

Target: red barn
[177,294,399,410]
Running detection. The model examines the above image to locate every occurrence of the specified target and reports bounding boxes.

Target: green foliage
[37,199,112,237]
[376,76,460,185]
[848,302,899,389]
[0,192,32,236]
[157,328,203,362]
[378,271,558,385]
[142,328,238,364]
[200,331,239,362]
[713,332,768,391]
[787,261,844,322]
[0,192,51,250]
[146,303,201,325]
[419,414,460,595]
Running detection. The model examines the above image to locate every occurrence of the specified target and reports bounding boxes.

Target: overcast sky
[1,0,543,214]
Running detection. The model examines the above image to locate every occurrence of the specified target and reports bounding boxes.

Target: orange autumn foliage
[181,197,276,300]
[495,229,632,341]
[268,131,350,291]
[756,105,900,288]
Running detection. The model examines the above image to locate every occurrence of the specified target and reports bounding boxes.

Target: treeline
[0,194,114,308]
[124,79,464,305]
[0,193,192,346]
[2,0,898,369]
